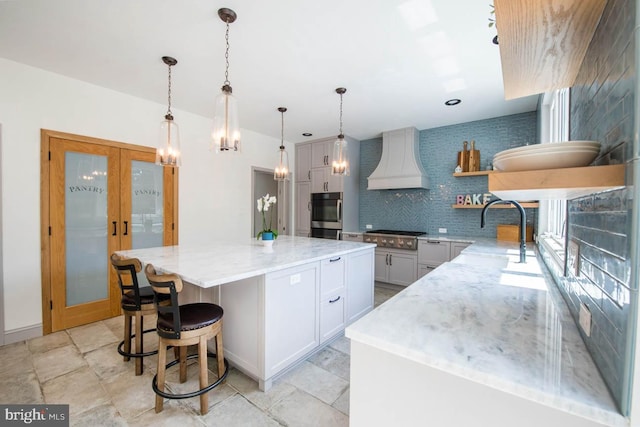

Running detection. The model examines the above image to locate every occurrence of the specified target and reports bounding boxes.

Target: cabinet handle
[329,296,341,304]
[123,221,128,236]
[386,253,389,265]
[112,221,117,236]
[389,254,392,266]
[308,170,311,180]
[329,257,341,262]
[427,241,441,244]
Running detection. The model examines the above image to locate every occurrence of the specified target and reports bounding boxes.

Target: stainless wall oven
[311,192,342,239]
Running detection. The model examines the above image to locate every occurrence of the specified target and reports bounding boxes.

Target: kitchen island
[346,240,626,427]
[118,236,375,390]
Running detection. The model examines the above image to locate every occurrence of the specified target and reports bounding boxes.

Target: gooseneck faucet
[481,199,527,263]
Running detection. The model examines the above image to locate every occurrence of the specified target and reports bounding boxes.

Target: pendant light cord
[224,20,231,86]
[280,110,285,150]
[166,63,173,117]
[339,92,344,136]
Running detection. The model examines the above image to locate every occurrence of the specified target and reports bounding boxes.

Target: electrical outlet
[438,228,447,234]
[366,224,373,229]
[568,239,580,277]
[579,303,592,337]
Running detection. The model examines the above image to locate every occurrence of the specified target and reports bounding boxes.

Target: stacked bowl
[493,141,600,172]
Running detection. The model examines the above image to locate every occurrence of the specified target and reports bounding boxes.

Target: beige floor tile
[71,403,128,427]
[85,343,137,380]
[33,344,87,383]
[68,321,119,354]
[102,370,157,419]
[332,387,350,415]
[103,315,125,337]
[28,330,72,354]
[328,335,351,356]
[0,371,44,404]
[226,368,296,411]
[42,366,111,417]
[0,341,32,376]
[127,400,206,427]
[269,389,348,427]
[160,360,238,413]
[200,394,281,426]
[308,346,350,381]
[280,361,348,405]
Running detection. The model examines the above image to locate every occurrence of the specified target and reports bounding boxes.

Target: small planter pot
[261,232,274,241]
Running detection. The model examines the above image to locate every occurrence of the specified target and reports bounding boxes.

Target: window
[539,89,569,261]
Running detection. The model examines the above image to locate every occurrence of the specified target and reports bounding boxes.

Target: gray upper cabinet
[295,143,312,182]
[311,140,333,168]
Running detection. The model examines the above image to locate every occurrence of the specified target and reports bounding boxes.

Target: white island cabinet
[117,236,375,391]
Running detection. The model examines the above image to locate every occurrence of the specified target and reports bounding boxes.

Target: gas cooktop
[366,230,426,237]
[363,230,426,250]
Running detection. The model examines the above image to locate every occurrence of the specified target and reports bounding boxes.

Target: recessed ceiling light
[302,132,313,137]
[445,99,461,106]
[492,35,499,45]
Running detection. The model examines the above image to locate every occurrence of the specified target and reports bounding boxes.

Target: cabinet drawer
[418,240,450,266]
[321,256,345,295]
[320,292,345,343]
[418,263,436,278]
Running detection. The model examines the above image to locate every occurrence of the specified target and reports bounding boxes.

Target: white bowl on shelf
[493,141,600,160]
[493,148,600,172]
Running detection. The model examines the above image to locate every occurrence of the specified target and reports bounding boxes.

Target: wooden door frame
[40,129,179,335]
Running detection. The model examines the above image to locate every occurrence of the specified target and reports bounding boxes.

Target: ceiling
[0,0,538,142]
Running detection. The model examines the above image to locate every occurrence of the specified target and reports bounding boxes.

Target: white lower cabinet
[264,262,320,379]
[450,242,470,259]
[417,239,472,278]
[375,248,417,286]
[320,256,346,343]
[260,249,374,385]
[347,249,374,323]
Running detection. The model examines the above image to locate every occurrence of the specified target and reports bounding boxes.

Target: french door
[41,130,178,333]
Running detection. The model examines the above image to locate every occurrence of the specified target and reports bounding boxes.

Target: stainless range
[363,230,426,250]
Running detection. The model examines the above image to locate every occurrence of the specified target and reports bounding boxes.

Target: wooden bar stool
[110,253,164,375]
[144,263,228,415]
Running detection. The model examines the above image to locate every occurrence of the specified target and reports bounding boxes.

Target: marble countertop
[346,240,626,426]
[417,234,482,243]
[117,236,375,288]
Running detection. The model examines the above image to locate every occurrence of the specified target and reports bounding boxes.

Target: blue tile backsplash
[536,0,636,414]
[359,112,538,236]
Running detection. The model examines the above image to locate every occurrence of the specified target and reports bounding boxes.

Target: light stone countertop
[117,235,375,288]
[346,240,626,426]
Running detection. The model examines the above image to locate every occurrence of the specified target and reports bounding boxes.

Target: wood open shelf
[451,202,539,209]
[495,0,606,99]
[488,164,625,200]
[453,170,495,177]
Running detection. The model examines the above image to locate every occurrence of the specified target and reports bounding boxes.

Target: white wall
[0,58,293,333]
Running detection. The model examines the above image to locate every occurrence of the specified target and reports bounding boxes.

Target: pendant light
[274,107,289,181]
[212,8,240,153]
[156,56,181,166]
[331,87,350,176]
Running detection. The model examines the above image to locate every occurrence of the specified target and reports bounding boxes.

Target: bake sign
[456,193,493,205]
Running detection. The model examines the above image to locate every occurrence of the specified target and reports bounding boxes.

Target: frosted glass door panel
[130,160,164,249]
[65,152,109,306]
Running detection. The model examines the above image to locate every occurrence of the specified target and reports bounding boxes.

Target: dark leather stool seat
[144,263,228,415]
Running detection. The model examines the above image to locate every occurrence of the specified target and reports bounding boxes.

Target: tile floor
[0,284,401,426]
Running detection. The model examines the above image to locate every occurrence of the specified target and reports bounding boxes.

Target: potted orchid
[256,193,278,241]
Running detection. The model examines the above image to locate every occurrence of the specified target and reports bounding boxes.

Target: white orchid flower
[257,198,263,212]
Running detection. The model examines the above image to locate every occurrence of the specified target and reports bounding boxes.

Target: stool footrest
[152,352,229,400]
[117,328,159,358]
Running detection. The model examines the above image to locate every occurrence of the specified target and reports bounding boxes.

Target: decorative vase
[262,231,274,241]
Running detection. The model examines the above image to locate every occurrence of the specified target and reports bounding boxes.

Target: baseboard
[3,324,42,345]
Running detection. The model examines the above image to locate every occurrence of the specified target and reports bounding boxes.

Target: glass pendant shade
[212,85,241,152]
[331,135,350,176]
[274,147,289,181]
[157,117,181,167]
